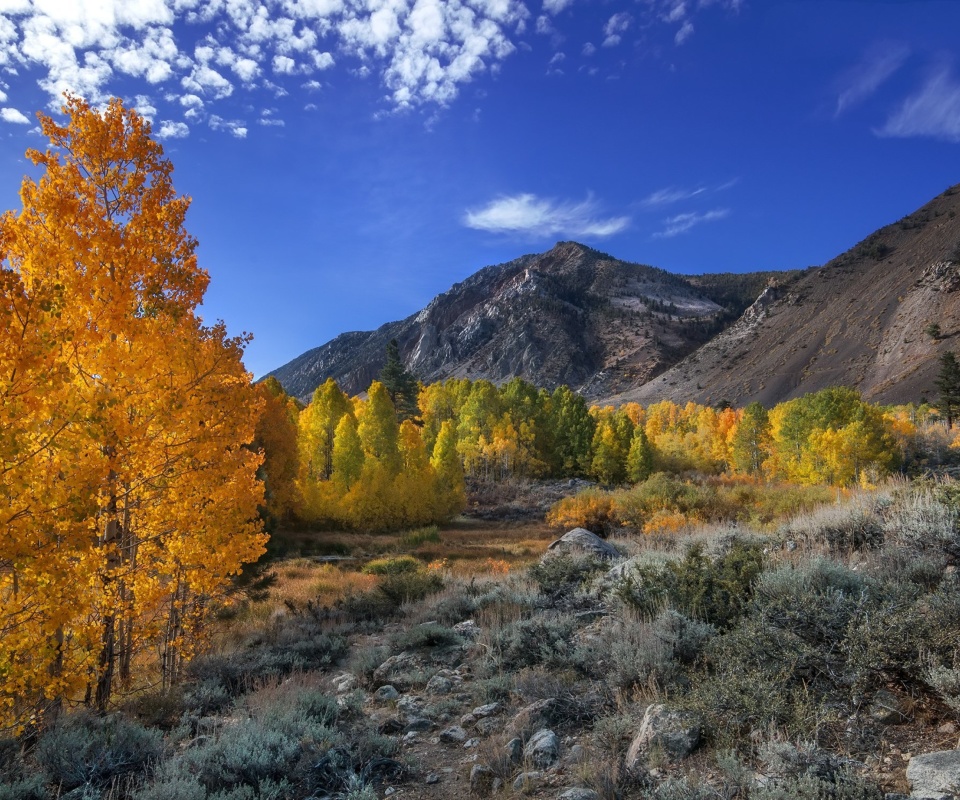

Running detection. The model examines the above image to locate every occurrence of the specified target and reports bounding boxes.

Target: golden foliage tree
[0,97,265,727]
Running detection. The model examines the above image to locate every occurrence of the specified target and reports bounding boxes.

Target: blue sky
[1,0,959,379]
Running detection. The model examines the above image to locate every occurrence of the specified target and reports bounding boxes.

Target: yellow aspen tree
[299,378,351,482]
[332,414,364,490]
[357,381,401,473]
[253,378,301,523]
[0,96,265,724]
[431,420,466,519]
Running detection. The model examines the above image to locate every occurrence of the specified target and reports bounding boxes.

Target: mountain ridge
[265,242,789,402]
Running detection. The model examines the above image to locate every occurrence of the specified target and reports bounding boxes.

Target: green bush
[377,570,443,605]
[361,555,421,575]
[528,553,606,596]
[399,526,441,548]
[616,540,764,629]
[486,613,578,672]
[35,711,162,793]
[389,622,462,651]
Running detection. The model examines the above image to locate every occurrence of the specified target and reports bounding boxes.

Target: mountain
[265,242,787,402]
[612,183,960,408]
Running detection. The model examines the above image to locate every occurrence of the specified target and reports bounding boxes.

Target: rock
[938,723,957,735]
[461,713,479,727]
[514,771,542,792]
[404,717,434,732]
[626,704,702,768]
[546,528,621,560]
[396,695,424,716]
[557,789,600,800]
[524,729,561,769]
[425,772,441,784]
[506,737,524,764]
[332,673,357,694]
[426,675,454,694]
[373,653,418,687]
[476,717,501,736]
[507,698,557,738]
[907,750,960,800]
[470,764,496,796]
[440,725,469,744]
[464,737,481,748]
[869,689,910,725]
[473,702,503,718]
[375,685,400,701]
[454,620,481,638]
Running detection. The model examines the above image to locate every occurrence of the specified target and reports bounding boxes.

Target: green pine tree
[935,351,960,428]
[379,339,420,423]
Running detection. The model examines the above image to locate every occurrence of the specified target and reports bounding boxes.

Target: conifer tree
[935,351,960,428]
[379,338,420,423]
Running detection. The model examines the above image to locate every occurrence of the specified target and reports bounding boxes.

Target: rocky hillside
[614,184,960,407]
[266,242,786,402]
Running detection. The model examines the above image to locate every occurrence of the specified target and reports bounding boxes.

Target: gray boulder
[906,750,960,800]
[626,704,702,769]
[469,764,497,796]
[547,528,621,560]
[557,790,600,800]
[525,728,561,769]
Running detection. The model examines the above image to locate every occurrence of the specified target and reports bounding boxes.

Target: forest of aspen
[4,97,960,798]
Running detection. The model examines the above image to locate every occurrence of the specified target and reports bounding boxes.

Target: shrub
[575,615,679,693]
[528,553,607,597]
[377,570,443,605]
[389,622,462,651]
[778,500,884,553]
[546,488,617,535]
[361,555,421,576]
[35,711,162,793]
[616,540,764,629]
[485,613,578,672]
[399,526,441,548]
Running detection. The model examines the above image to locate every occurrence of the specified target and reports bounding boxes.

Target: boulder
[375,685,400,701]
[439,725,469,744]
[507,698,557,737]
[524,728,561,769]
[469,764,497,796]
[906,750,960,800]
[514,771,542,792]
[547,528,621,560]
[557,790,600,800]
[625,704,702,769]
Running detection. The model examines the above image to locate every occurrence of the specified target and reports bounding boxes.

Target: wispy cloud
[642,186,706,207]
[835,43,910,116]
[876,67,960,143]
[654,208,729,238]
[464,193,629,238]
[0,107,30,124]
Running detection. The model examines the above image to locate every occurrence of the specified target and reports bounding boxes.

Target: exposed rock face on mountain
[266,242,784,402]
[613,183,960,408]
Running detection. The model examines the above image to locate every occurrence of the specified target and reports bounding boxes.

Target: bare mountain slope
[266,242,785,402]
[613,184,960,408]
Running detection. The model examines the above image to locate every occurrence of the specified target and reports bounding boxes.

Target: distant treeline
[257,376,946,533]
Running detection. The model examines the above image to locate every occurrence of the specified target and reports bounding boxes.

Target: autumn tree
[0,97,265,726]
[253,377,301,524]
[730,402,772,476]
[626,424,654,483]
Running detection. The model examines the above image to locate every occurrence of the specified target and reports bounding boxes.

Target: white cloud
[603,12,632,47]
[132,93,157,121]
[464,193,629,238]
[674,20,693,45]
[654,208,729,238]
[156,119,188,138]
[582,41,595,57]
[835,44,909,116]
[1,106,30,123]
[209,114,248,138]
[0,0,738,123]
[642,186,706,207]
[877,68,960,143]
